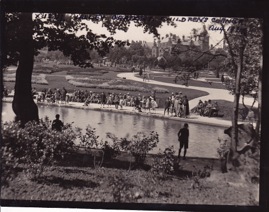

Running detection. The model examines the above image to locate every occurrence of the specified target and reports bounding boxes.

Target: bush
[76,127,122,167]
[120,131,159,166]
[76,125,100,151]
[1,145,20,186]
[151,146,176,179]
[108,172,136,203]
[76,126,105,168]
[238,145,260,184]
[1,118,77,180]
[190,165,213,190]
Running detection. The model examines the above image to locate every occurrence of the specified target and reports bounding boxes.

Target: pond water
[2,102,226,158]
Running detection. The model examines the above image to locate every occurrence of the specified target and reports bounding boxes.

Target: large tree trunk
[12,13,39,125]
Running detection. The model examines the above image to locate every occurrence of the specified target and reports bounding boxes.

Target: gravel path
[117,71,257,110]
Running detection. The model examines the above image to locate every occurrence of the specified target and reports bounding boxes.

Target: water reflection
[2,103,225,158]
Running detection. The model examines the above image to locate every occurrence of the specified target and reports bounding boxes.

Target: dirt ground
[1,152,259,206]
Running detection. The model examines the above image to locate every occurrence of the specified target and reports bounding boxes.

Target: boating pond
[2,102,227,158]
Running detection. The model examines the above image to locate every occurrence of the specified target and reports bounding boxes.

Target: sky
[78,16,227,47]
[33,14,230,48]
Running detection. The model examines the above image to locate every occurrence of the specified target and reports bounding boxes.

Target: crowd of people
[2,87,222,119]
[33,87,159,113]
[84,91,158,113]
[163,92,190,118]
[193,99,220,117]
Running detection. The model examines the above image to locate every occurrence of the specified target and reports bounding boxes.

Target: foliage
[1,118,77,180]
[238,145,260,184]
[156,56,167,70]
[5,13,176,123]
[108,172,136,203]
[190,165,213,190]
[76,126,107,168]
[35,49,70,63]
[76,125,100,151]
[171,44,210,70]
[5,13,175,68]
[224,76,258,109]
[219,18,262,168]
[208,48,227,77]
[221,18,262,110]
[107,40,152,67]
[1,141,20,186]
[108,45,129,66]
[165,54,182,71]
[120,131,159,166]
[151,146,176,179]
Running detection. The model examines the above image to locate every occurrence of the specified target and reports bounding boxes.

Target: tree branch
[220,23,238,71]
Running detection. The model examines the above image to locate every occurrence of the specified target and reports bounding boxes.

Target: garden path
[117,71,258,110]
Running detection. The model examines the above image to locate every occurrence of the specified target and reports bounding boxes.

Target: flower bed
[66,76,169,93]
[4,73,48,85]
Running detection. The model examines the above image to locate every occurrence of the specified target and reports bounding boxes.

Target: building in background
[152,25,210,58]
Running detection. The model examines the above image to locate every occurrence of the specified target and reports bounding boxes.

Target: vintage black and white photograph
[1,9,264,209]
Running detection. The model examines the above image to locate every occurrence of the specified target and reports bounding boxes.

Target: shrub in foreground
[151,146,176,179]
[1,118,77,180]
[120,131,159,166]
[2,117,160,183]
[108,172,136,203]
[101,131,159,167]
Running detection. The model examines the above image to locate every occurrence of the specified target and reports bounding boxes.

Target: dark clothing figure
[100,92,106,107]
[183,96,189,117]
[139,67,143,76]
[134,97,142,112]
[164,98,171,115]
[52,115,64,132]
[221,74,225,83]
[62,87,67,102]
[178,124,189,159]
[174,75,178,84]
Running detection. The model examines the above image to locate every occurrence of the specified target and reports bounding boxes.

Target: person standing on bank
[52,114,64,132]
[183,95,189,118]
[178,123,189,160]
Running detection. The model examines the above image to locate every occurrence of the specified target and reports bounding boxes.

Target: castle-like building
[152,25,210,58]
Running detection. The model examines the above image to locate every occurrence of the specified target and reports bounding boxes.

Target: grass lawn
[1,151,259,205]
[149,75,226,89]
[211,100,258,121]
[4,66,209,108]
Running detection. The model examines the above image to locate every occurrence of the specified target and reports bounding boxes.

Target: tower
[199,25,209,51]
[152,39,158,57]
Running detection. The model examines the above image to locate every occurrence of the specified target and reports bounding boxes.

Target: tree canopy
[222,18,262,103]
[5,13,175,67]
[218,18,262,168]
[4,13,175,124]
